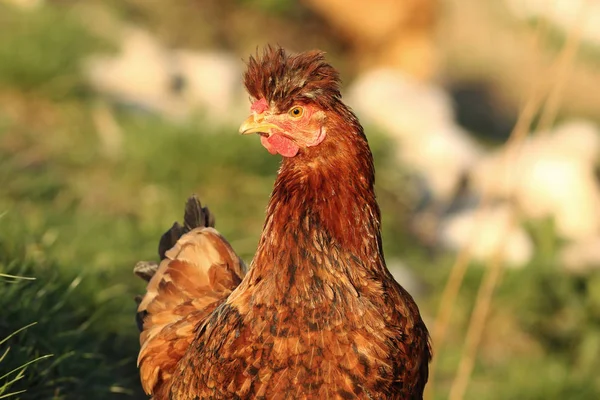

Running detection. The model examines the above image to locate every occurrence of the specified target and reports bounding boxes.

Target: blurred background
[0,0,599,399]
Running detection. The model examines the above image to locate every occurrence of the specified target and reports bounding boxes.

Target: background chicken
[135,47,431,399]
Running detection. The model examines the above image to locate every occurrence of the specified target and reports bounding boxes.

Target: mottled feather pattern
[136,199,246,397]
[135,47,430,399]
[158,195,215,260]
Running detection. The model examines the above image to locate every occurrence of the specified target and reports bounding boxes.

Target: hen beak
[239,114,278,136]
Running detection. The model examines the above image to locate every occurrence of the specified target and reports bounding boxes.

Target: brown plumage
[135,46,431,399]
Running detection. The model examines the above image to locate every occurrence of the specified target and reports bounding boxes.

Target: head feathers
[244,46,342,112]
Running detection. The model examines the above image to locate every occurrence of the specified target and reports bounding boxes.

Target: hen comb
[243,45,341,111]
[251,98,269,114]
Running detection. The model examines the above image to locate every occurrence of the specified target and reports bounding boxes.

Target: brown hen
[135,46,431,399]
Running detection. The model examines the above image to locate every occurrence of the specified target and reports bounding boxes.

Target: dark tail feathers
[158,195,215,260]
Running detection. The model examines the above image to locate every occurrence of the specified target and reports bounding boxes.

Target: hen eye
[289,106,304,118]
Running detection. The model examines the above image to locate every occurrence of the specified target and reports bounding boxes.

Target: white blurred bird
[471,120,600,241]
[347,68,483,204]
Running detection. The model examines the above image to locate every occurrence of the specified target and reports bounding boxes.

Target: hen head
[239,46,344,158]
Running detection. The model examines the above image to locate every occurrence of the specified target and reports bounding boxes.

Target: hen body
[136,47,431,399]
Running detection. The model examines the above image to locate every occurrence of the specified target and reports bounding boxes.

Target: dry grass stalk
[425,2,587,397]
[447,217,512,400]
[425,82,546,399]
[536,0,588,134]
[443,4,586,400]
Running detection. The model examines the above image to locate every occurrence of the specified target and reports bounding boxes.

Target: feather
[135,197,245,396]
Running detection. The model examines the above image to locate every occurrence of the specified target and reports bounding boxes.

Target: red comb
[251,98,269,114]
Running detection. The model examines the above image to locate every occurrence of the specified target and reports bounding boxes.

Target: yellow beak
[239,114,279,136]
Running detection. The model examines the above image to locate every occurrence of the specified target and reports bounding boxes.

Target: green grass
[0,4,112,96]
[0,2,599,399]
[0,300,52,399]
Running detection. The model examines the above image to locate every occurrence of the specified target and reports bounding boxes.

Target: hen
[135,46,431,399]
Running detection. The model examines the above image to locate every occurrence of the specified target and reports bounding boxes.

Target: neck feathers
[249,109,385,296]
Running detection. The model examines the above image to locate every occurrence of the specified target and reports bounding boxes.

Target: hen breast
[166,249,429,399]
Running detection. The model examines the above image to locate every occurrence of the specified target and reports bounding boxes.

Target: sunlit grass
[0,295,52,399]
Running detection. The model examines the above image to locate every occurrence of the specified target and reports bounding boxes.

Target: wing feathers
[137,226,246,395]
